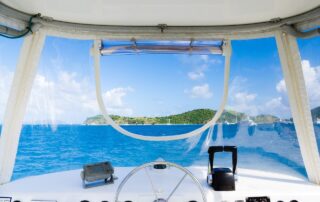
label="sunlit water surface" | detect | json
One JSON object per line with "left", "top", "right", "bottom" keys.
{"left": 0, "top": 123, "right": 319, "bottom": 180}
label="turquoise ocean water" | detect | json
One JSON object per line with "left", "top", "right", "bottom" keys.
{"left": 1, "top": 123, "right": 319, "bottom": 180}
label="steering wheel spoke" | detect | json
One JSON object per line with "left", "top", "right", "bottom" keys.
{"left": 144, "top": 167, "right": 159, "bottom": 200}
{"left": 166, "top": 173, "right": 187, "bottom": 201}
{"left": 114, "top": 161, "right": 207, "bottom": 202}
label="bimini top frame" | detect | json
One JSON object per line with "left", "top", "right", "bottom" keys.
{"left": 0, "top": 0, "right": 320, "bottom": 187}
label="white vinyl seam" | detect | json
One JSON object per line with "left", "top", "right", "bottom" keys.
{"left": 0, "top": 31, "right": 46, "bottom": 184}
{"left": 93, "top": 40, "right": 232, "bottom": 141}
{"left": 275, "top": 31, "right": 320, "bottom": 184}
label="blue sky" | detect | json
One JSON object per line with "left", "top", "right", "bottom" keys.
{"left": 0, "top": 36, "right": 320, "bottom": 123}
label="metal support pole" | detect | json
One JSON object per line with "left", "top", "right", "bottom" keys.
{"left": 275, "top": 31, "right": 320, "bottom": 184}
{"left": 0, "top": 31, "right": 45, "bottom": 184}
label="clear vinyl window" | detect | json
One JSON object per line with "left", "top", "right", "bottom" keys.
{"left": 298, "top": 36, "right": 320, "bottom": 159}
{"left": 0, "top": 38, "right": 23, "bottom": 132}
{"left": 5, "top": 36, "right": 315, "bottom": 180}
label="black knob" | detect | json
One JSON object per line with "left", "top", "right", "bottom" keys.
{"left": 290, "top": 200, "right": 298, "bottom": 202}
{"left": 80, "top": 201, "right": 89, "bottom": 202}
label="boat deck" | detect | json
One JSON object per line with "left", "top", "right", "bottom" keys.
{"left": 1, "top": 167, "right": 320, "bottom": 202}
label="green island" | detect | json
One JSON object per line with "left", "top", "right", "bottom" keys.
{"left": 84, "top": 109, "right": 281, "bottom": 125}
{"left": 84, "top": 106, "right": 320, "bottom": 125}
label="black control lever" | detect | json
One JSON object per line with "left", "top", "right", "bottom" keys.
{"left": 207, "top": 145, "right": 238, "bottom": 191}
{"left": 208, "top": 146, "right": 237, "bottom": 174}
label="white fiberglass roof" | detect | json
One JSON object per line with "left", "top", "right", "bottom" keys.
{"left": 1, "top": 0, "right": 319, "bottom": 26}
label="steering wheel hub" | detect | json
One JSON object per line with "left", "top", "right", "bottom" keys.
{"left": 154, "top": 199, "right": 167, "bottom": 202}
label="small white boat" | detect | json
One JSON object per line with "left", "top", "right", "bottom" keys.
{"left": 239, "top": 118, "right": 257, "bottom": 127}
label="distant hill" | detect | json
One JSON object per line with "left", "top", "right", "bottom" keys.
{"left": 311, "top": 106, "right": 320, "bottom": 122}
{"left": 84, "top": 109, "right": 278, "bottom": 125}
{"left": 251, "top": 114, "right": 279, "bottom": 123}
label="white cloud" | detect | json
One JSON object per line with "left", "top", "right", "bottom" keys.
{"left": 233, "top": 92, "right": 256, "bottom": 103}
{"left": 230, "top": 92, "right": 258, "bottom": 115}
{"left": 24, "top": 71, "right": 97, "bottom": 124}
{"left": 184, "top": 55, "right": 221, "bottom": 81}
{"left": 256, "top": 59, "right": 320, "bottom": 118}
{"left": 103, "top": 87, "right": 134, "bottom": 107}
{"left": 301, "top": 60, "right": 320, "bottom": 108}
{"left": 227, "top": 76, "right": 291, "bottom": 117}
{"left": 188, "top": 71, "right": 205, "bottom": 80}
{"left": 228, "top": 76, "right": 258, "bottom": 115}
{"left": 229, "top": 76, "right": 246, "bottom": 95}
{"left": 185, "top": 84, "right": 213, "bottom": 99}
{"left": 200, "top": 55, "right": 209, "bottom": 62}
{"left": 0, "top": 65, "right": 134, "bottom": 124}
{"left": 102, "top": 87, "right": 134, "bottom": 116}
{"left": 264, "top": 97, "right": 290, "bottom": 116}
{"left": 0, "top": 66, "right": 13, "bottom": 122}
{"left": 271, "top": 60, "right": 320, "bottom": 116}
{"left": 188, "top": 63, "right": 208, "bottom": 80}
{"left": 276, "top": 79, "right": 286, "bottom": 93}
{"left": 0, "top": 67, "right": 13, "bottom": 101}
{"left": 107, "top": 107, "right": 133, "bottom": 116}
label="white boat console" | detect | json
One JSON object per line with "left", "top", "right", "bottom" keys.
{"left": 1, "top": 166, "right": 319, "bottom": 202}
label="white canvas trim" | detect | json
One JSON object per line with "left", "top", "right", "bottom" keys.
{"left": 275, "top": 31, "right": 320, "bottom": 184}
{"left": 0, "top": 31, "right": 46, "bottom": 184}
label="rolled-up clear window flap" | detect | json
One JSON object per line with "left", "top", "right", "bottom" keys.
{"left": 100, "top": 40, "right": 223, "bottom": 55}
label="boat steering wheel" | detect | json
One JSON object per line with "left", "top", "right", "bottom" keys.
{"left": 114, "top": 161, "right": 207, "bottom": 202}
